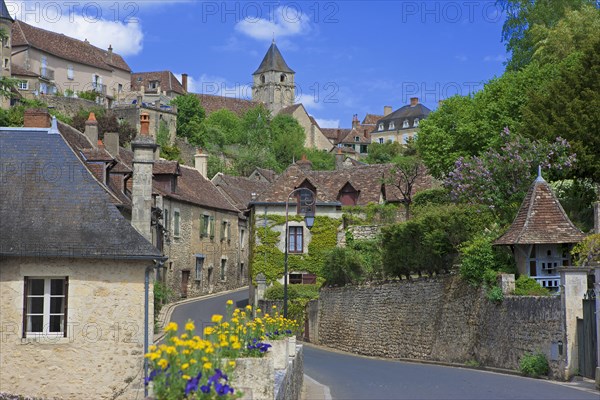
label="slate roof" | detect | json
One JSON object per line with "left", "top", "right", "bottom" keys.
{"left": 376, "top": 103, "right": 431, "bottom": 132}
{"left": 253, "top": 41, "right": 295, "bottom": 75}
{"left": 0, "top": 0, "right": 12, "bottom": 21}
{"left": 494, "top": 176, "right": 586, "bottom": 245}
{"left": 11, "top": 20, "right": 131, "bottom": 72}
{"left": 131, "top": 71, "right": 186, "bottom": 95}
{"left": 212, "top": 173, "right": 270, "bottom": 211}
{"left": 11, "top": 63, "right": 38, "bottom": 77}
{"left": 255, "top": 163, "right": 431, "bottom": 205}
{"left": 195, "top": 93, "right": 260, "bottom": 116}
{"left": 0, "top": 127, "right": 160, "bottom": 259}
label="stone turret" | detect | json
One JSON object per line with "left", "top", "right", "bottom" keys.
{"left": 251, "top": 39, "right": 296, "bottom": 114}
{"left": 131, "top": 112, "right": 157, "bottom": 242}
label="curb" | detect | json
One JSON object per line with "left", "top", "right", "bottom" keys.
{"left": 302, "top": 374, "right": 332, "bottom": 400}
{"left": 154, "top": 286, "right": 249, "bottom": 343}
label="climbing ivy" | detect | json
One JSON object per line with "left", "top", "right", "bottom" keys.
{"left": 251, "top": 215, "right": 341, "bottom": 284}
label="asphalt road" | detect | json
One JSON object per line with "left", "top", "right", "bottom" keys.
{"left": 304, "top": 344, "right": 598, "bottom": 400}
{"left": 169, "top": 287, "right": 249, "bottom": 334}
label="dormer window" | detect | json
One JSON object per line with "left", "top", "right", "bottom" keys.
{"left": 280, "top": 74, "right": 286, "bottom": 82}
{"left": 403, "top": 119, "right": 409, "bottom": 128}
{"left": 378, "top": 123, "right": 384, "bottom": 131}
{"left": 354, "top": 136, "right": 360, "bottom": 142}
{"left": 389, "top": 121, "right": 395, "bottom": 130}
{"left": 149, "top": 81, "right": 158, "bottom": 90}
{"left": 414, "top": 118, "right": 419, "bottom": 127}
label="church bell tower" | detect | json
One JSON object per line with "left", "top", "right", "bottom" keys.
{"left": 252, "top": 40, "right": 296, "bottom": 115}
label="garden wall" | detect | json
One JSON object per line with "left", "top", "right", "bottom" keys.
{"left": 314, "top": 274, "right": 564, "bottom": 378}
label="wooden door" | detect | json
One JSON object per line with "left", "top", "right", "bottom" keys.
{"left": 181, "top": 270, "right": 190, "bottom": 298}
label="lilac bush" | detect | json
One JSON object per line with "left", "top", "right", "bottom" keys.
{"left": 445, "top": 128, "right": 576, "bottom": 222}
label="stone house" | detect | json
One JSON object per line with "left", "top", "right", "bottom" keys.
{"left": 371, "top": 98, "right": 431, "bottom": 145}
{"left": 494, "top": 170, "right": 587, "bottom": 291}
{"left": 130, "top": 70, "right": 187, "bottom": 103}
{"left": 0, "top": 117, "right": 162, "bottom": 399}
{"left": 8, "top": 16, "right": 131, "bottom": 105}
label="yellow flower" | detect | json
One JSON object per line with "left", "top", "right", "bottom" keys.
{"left": 245, "top": 305, "right": 252, "bottom": 310}
{"left": 204, "top": 327, "right": 214, "bottom": 335}
{"left": 226, "top": 299, "right": 233, "bottom": 305}
{"left": 165, "top": 322, "right": 178, "bottom": 332}
{"left": 232, "top": 342, "right": 241, "bottom": 350}
{"left": 228, "top": 361, "right": 236, "bottom": 368}
{"left": 149, "top": 345, "right": 157, "bottom": 351}
{"left": 181, "top": 363, "right": 190, "bottom": 370}
{"left": 185, "top": 321, "right": 195, "bottom": 331}
{"left": 256, "top": 308, "right": 261, "bottom": 313}
{"left": 157, "top": 358, "right": 168, "bottom": 369}
{"left": 211, "top": 314, "right": 223, "bottom": 323}
{"left": 182, "top": 374, "right": 191, "bottom": 380}
{"left": 203, "top": 362, "right": 213, "bottom": 370}
{"left": 182, "top": 349, "right": 190, "bottom": 355}
{"left": 272, "top": 305, "right": 277, "bottom": 309}
{"left": 190, "top": 359, "right": 197, "bottom": 364}
{"left": 181, "top": 333, "right": 188, "bottom": 339}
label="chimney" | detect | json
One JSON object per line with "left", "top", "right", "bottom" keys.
{"left": 131, "top": 112, "right": 158, "bottom": 242}
{"left": 384, "top": 106, "right": 392, "bottom": 116}
{"left": 296, "top": 154, "right": 313, "bottom": 171}
{"left": 104, "top": 131, "right": 119, "bottom": 157}
{"left": 107, "top": 45, "right": 113, "bottom": 63}
{"left": 182, "top": 73, "right": 188, "bottom": 92}
{"left": 352, "top": 114, "right": 359, "bottom": 128}
{"left": 194, "top": 148, "right": 209, "bottom": 178}
{"left": 24, "top": 108, "right": 51, "bottom": 128}
{"left": 410, "top": 97, "right": 419, "bottom": 106}
{"left": 84, "top": 113, "right": 99, "bottom": 147}
{"left": 335, "top": 147, "right": 344, "bottom": 170}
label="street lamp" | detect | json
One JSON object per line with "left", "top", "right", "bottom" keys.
{"left": 283, "top": 187, "right": 316, "bottom": 318}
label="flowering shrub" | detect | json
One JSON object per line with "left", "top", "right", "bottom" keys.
{"left": 146, "top": 302, "right": 298, "bottom": 399}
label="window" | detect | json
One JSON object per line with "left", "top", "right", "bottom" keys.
{"left": 67, "top": 65, "right": 74, "bottom": 80}
{"left": 3, "top": 58, "right": 8, "bottom": 69}
{"left": 221, "top": 221, "right": 230, "bottom": 242}
{"left": 18, "top": 80, "right": 28, "bottom": 90}
{"left": 24, "top": 277, "right": 68, "bottom": 337}
{"left": 280, "top": 74, "right": 286, "bottom": 82}
{"left": 389, "top": 121, "right": 395, "bottom": 130}
{"left": 2, "top": 35, "right": 8, "bottom": 47}
{"left": 354, "top": 136, "right": 360, "bottom": 142}
{"left": 118, "top": 83, "right": 123, "bottom": 93}
{"left": 403, "top": 119, "right": 409, "bottom": 128}
{"left": 260, "top": 74, "right": 265, "bottom": 84}
{"left": 378, "top": 123, "right": 384, "bottom": 131}
{"left": 378, "top": 138, "right": 384, "bottom": 144}
{"left": 209, "top": 216, "right": 215, "bottom": 239}
{"left": 360, "top": 144, "right": 368, "bottom": 154}
{"left": 201, "top": 215, "right": 210, "bottom": 237}
{"left": 207, "top": 265, "right": 213, "bottom": 283}
{"left": 240, "top": 229, "right": 246, "bottom": 249}
{"left": 402, "top": 134, "right": 409, "bottom": 144}
{"left": 164, "top": 208, "right": 169, "bottom": 233}
{"left": 173, "top": 210, "right": 180, "bottom": 237}
{"left": 240, "top": 263, "right": 244, "bottom": 279}
{"left": 288, "top": 226, "right": 304, "bottom": 253}
{"left": 413, "top": 118, "right": 419, "bottom": 127}
{"left": 220, "top": 259, "right": 227, "bottom": 281}
{"left": 149, "top": 81, "right": 158, "bottom": 90}
{"left": 195, "top": 256, "right": 205, "bottom": 281}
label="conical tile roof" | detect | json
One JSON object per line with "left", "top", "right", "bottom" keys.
{"left": 494, "top": 174, "right": 586, "bottom": 245}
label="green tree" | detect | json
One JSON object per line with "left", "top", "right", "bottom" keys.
{"left": 172, "top": 94, "right": 205, "bottom": 144}
{"left": 202, "top": 109, "right": 242, "bottom": 145}
{"left": 304, "top": 148, "right": 336, "bottom": 171}
{"left": 390, "top": 156, "right": 427, "bottom": 220}
{"left": 365, "top": 141, "right": 403, "bottom": 164}
{"left": 240, "top": 104, "right": 271, "bottom": 146}
{"left": 270, "top": 114, "right": 305, "bottom": 167}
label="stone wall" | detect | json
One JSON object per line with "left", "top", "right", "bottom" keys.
{"left": 39, "top": 94, "right": 100, "bottom": 115}
{"left": 338, "top": 225, "right": 381, "bottom": 246}
{"left": 275, "top": 345, "right": 304, "bottom": 400}
{"left": 314, "top": 274, "right": 564, "bottom": 378}
{"left": 0, "top": 257, "right": 150, "bottom": 400}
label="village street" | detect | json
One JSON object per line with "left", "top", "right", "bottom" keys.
{"left": 164, "top": 289, "right": 598, "bottom": 400}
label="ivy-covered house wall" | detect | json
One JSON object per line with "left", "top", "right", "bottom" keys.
{"left": 250, "top": 210, "right": 342, "bottom": 284}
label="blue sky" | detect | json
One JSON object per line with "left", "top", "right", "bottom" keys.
{"left": 9, "top": 1, "right": 508, "bottom": 128}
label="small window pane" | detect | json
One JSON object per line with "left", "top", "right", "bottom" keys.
{"left": 28, "top": 315, "right": 43, "bottom": 332}
{"left": 29, "top": 279, "right": 44, "bottom": 295}
{"left": 51, "top": 279, "right": 64, "bottom": 295}
{"left": 28, "top": 297, "right": 44, "bottom": 314}
{"left": 50, "top": 297, "right": 64, "bottom": 313}
{"left": 49, "top": 315, "right": 64, "bottom": 333}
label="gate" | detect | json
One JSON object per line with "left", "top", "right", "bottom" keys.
{"left": 577, "top": 289, "right": 597, "bottom": 379}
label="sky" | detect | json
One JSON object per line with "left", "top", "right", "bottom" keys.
{"left": 7, "top": 0, "right": 509, "bottom": 128}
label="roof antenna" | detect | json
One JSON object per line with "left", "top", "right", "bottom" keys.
{"left": 272, "top": 32, "right": 275, "bottom": 44}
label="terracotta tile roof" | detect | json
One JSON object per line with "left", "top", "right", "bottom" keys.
{"left": 81, "top": 144, "right": 115, "bottom": 162}
{"left": 12, "top": 20, "right": 131, "bottom": 72}
{"left": 212, "top": 173, "right": 270, "bottom": 210}
{"left": 338, "top": 127, "right": 371, "bottom": 144}
{"left": 11, "top": 63, "right": 38, "bottom": 77}
{"left": 494, "top": 177, "right": 586, "bottom": 245}
{"left": 0, "top": 128, "right": 159, "bottom": 259}
{"left": 321, "top": 128, "right": 349, "bottom": 143}
{"left": 131, "top": 71, "right": 186, "bottom": 95}
{"left": 256, "top": 163, "right": 432, "bottom": 205}
{"left": 153, "top": 160, "right": 180, "bottom": 175}
{"left": 196, "top": 94, "right": 260, "bottom": 116}
{"left": 362, "top": 114, "right": 383, "bottom": 125}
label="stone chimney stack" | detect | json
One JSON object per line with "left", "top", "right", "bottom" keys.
{"left": 107, "top": 44, "right": 113, "bottom": 63}
{"left": 104, "top": 131, "right": 119, "bottom": 157}
{"left": 84, "top": 113, "right": 99, "bottom": 147}
{"left": 194, "top": 148, "right": 209, "bottom": 178}
{"left": 182, "top": 73, "right": 188, "bottom": 92}
{"left": 352, "top": 114, "right": 359, "bottom": 128}
{"left": 384, "top": 106, "right": 392, "bottom": 116}
{"left": 131, "top": 112, "right": 157, "bottom": 242}
{"left": 335, "top": 147, "right": 344, "bottom": 170}
{"left": 296, "top": 154, "right": 313, "bottom": 171}
{"left": 410, "top": 97, "right": 419, "bottom": 106}
{"left": 24, "top": 108, "right": 51, "bottom": 128}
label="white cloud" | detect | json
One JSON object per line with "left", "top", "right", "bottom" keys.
{"left": 483, "top": 55, "right": 506, "bottom": 63}
{"left": 7, "top": 1, "right": 144, "bottom": 56}
{"left": 296, "top": 93, "right": 324, "bottom": 111}
{"left": 315, "top": 118, "right": 340, "bottom": 129}
{"left": 235, "top": 5, "right": 312, "bottom": 41}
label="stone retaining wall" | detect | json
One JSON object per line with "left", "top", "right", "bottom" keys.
{"left": 314, "top": 274, "right": 564, "bottom": 378}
